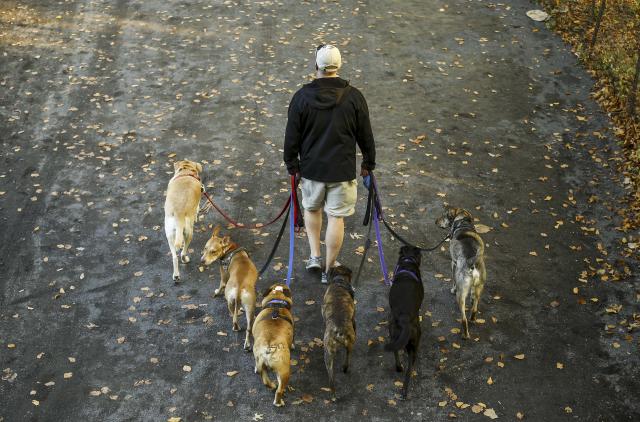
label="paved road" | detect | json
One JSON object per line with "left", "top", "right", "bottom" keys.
{"left": 1, "top": 0, "right": 638, "bottom": 421}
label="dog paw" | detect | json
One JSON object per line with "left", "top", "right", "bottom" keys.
{"left": 273, "top": 399, "right": 285, "bottom": 407}
{"left": 244, "top": 344, "right": 252, "bottom": 352}
{"left": 232, "top": 324, "right": 240, "bottom": 332}
{"left": 181, "top": 255, "right": 190, "bottom": 264}
{"left": 173, "top": 274, "right": 181, "bottom": 282}
{"left": 213, "top": 288, "right": 221, "bottom": 297}
{"left": 450, "top": 287, "right": 456, "bottom": 294}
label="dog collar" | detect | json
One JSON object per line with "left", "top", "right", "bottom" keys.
{"left": 264, "top": 299, "right": 293, "bottom": 325}
{"left": 220, "top": 246, "right": 247, "bottom": 269}
{"left": 393, "top": 266, "right": 422, "bottom": 284}
{"left": 451, "top": 218, "right": 475, "bottom": 238}
{"left": 330, "top": 278, "right": 355, "bottom": 299}
{"left": 172, "top": 172, "right": 201, "bottom": 182}
{"left": 265, "top": 298, "right": 291, "bottom": 310}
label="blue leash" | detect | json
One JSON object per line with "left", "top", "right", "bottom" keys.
{"left": 286, "top": 189, "right": 295, "bottom": 287}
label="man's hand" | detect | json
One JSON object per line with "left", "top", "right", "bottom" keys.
{"left": 361, "top": 168, "right": 371, "bottom": 189}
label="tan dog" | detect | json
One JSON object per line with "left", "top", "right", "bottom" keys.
{"left": 322, "top": 266, "right": 356, "bottom": 401}
{"left": 201, "top": 226, "right": 257, "bottom": 351}
{"left": 252, "top": 283, "right": 294, "bottom": 407}
{"left": 164, "top": 159, "right": 203, "bottom": 282}
{"left": 436, "top": 207, "right": 487, "bottom": 339}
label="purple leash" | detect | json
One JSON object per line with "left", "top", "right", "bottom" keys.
{"left": 371, "top": 173, "right": 391, "bottom": 286}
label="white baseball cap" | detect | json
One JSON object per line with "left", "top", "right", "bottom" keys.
{"left": 316, "top": 44, "right": 341, "bottom": 72}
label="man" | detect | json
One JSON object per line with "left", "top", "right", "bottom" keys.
{"left": 284, "top": 44, "right": 376, "bottom": 284}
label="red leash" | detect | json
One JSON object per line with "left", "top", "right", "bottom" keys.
{"left": 173, "top": 173, "right": 294, "bottom": 229}
{"left": 202, "top": 190, "right": 291, "bottom": 229}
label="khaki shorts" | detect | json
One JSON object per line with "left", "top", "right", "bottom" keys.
{"left": 301, "top": 178, "right": 358, "bottom": 217}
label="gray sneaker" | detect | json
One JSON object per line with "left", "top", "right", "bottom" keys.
{"left": 321, "top": 272, "right": 328, "bottom": 284}
{"left": 306, "top": 256, "right": 322, "bottom": 272}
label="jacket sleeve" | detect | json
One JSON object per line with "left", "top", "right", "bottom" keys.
{"left": 355, "top": 92, "right": 376, "bottom": 171}
{"left": 283, "top": 93, "right": 302, "bottom": 175}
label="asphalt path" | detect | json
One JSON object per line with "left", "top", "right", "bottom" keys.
{"left": 1, "top": 0, "right": 638, "bottom": 421}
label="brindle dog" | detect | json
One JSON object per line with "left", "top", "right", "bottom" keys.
{"left": 321, "top": 265, "right": 356, "bottom": 401}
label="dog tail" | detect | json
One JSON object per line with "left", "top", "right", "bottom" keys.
{"left": 232, "top": 296, "right": 239, "bottom": 328}
{"left": 384, "top": 314, "right": 411, "bottom": 351}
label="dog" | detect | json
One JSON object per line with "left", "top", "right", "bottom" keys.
{"left": 436, "top": 206, "right": 487, "bottom": 339}
{"left": 164, "top": 159, "right": 203, "bottom": 282}
{"left": 252, "top": 283, "right": 294, "bottom": 407}
{"left": 200, "top": 226, "right": 257, "bottom": 351}
{"left": 385, "top": 245, "right": 423, "bottom": 400}
{"left": 321, "top": 265, "right": 356, "bottom": 400}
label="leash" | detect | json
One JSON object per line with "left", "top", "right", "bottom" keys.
{"left": 370, "top": 173, "right": 391, "bottom": 286}
{"left": 174, "top": 173, "right": 290, "bottom": 230}
{"left": 202, "top": 190, "right": 291, "bottom": 229}
{"left": 369, "top": 172, "right": 451, "bottom": 252}
{"left": 285, "top": 174, "right": 304, "bottom": 287}
{"left": 257, "top": 175, "right": 303, "bottom": 284}
{"left": 354, "top": 171, "right": 452, "bottom": 287}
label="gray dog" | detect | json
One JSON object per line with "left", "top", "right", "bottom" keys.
{"left": 436, "top": 207, "right": 487, "bottom": 339}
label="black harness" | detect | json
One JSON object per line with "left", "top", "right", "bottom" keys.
{"left": 219, "top": 246, "right": 247, "bottom": 272}
{"left": 264, "top": 298, "right": 293, "bottom": 325}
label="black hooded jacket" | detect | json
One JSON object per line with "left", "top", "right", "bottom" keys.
{"left": 283, "top": 77, "right": 376, "bottom": 182}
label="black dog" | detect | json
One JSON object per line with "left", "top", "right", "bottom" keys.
{"left": 385, "top": 245, "right": 423, "bottom": 399}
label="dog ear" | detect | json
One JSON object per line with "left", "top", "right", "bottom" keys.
{"left": 196, "top": 162, "right": 203, "bottom": 173}
{"left": 212, "top": 225, "right": 221, "bottom": 237}
{"left": 222, "top": 235, "right": 230, "bottom": 246}
{"left": 261, "top": 285, "right": 274, "bottom": 299}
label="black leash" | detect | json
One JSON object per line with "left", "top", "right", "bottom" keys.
{"left": 353, "top": 188, "right": 375, "bottom": 288}
{"left": 257, "top": 177, "right": 304, "bottom": 277}
{"left": 352, "top": 171, "right": 451, "bottom": 288}
{"left": 381, "top": 217, "right": 450, "bottom": 252}
{"left": 258, "top": 203, "right": 290, "bottom": 277}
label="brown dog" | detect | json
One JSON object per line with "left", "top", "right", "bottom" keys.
{"left": 164, "top": 159, "right": 203, "bottom": 282}
{"left": 321, "top": 266, "right": 356, "bottom": 401}
{"left": 252, "top": 283, "right": 294, "bottom": 407}
{"left": 436, "top": 207, "right": 487, "bottom": 339}
{"left": 201, "top": 226, "right": 257, "bottom": 351}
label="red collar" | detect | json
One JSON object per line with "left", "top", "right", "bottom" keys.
{"left": 173, "top": 172, "right": 201, "bottom": 182}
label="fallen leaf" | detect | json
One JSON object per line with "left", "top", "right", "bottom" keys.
{"left": 474, "top": 224, "right": 492, "bottom": 233}
{"left": 484, "top": 408, "right": 498, "bottom": 419}
{"left": 226, "top": 371, "right": 239, "bottom": 377}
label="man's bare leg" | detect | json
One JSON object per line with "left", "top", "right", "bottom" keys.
{"left": 305, "top": 209, "right": 322, "bottom": 258}
{"left": 325, "top": 215, "right": 344, "bottom": 273}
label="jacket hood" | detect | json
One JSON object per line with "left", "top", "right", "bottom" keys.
{"left": 302, "top": 78, "right": 351, "bottom": 110}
